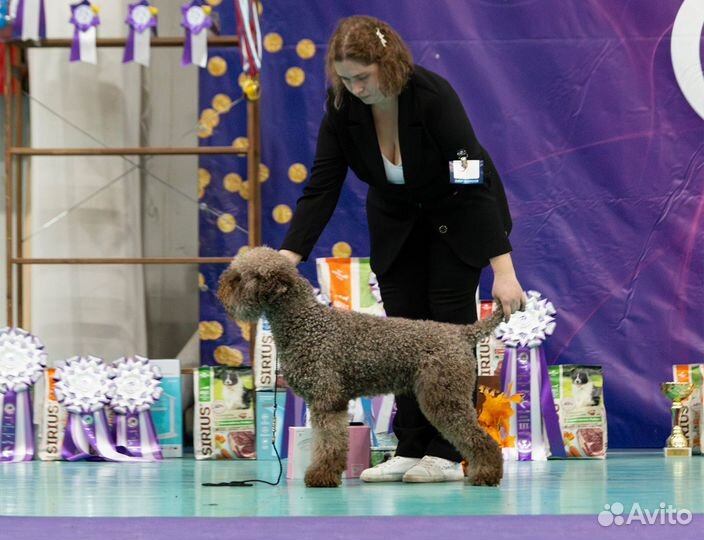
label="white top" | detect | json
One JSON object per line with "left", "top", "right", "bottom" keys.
{"left": 382, "top": 154, "right": 405, "bottom": 185}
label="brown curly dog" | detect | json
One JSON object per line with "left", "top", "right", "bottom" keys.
{"left": 218, "top": 246, "right": 505, "bottom": 487}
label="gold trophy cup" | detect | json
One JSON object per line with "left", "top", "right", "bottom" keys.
{"left": 660, "top": 382, "right": 695, "bottom": 457}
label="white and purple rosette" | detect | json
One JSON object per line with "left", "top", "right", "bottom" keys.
{"left": 0, "top": 327, "right": 47, "bottom": 463}
{"left": 54, "top": 356, "right": 144, "bottom": 462}
{"left": 123, "top": 1, "right": 158, "bottom": 66}
{"left": 11, "top": 0, "right": 47, "bottom": 41}
{"left": 110, "top": 356, "right": 163, "bottom": 461}
{"left": 180, "top": 1, "right": 212, "bottom": 68}
{"left": 69, "top": 1, "right": 100, "bottom": 64}
{"left": 495, "top": 291, "right": 565, "bottom": 460}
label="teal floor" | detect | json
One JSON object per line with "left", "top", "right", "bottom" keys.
{"left": 1, "top": 451, "right": 702, "bottom": 518}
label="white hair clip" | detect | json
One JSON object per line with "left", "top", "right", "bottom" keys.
{"left": 375, "top": 28, "right": 387, "bottom": 48}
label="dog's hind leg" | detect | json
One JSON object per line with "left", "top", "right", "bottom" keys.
{"left": 416, "top": 374, "right": 503, "bottom": 487}
{"left": 304, "top": 407, "right": 349, "bottom": 488}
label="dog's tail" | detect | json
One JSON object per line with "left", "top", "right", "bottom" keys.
{"left": 463, "top": 303, "right": 505, "bottom": 346}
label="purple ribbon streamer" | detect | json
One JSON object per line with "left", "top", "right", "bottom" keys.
{"left": 0, "top": 390, "right": 34, "bottom": 462}
{"left": 124, "top": 28, "right": 136, "bottom": 63}
{"left": 61, "top": 410, "right": 107, "bottom": 461}
{"left": 515, "top": 347, "right": 532, "bottom": 461}
{"left": 501, "top": 346, "right": 567, "bottom": 459}
{"left": 39, "top": 0, "right": 46, "bottom": 37}
{"left": 0, "top": 391, "right": 18, "bottom": 460}
{"left": 13, "top": 0, "right": 47, "bottom": 40}
{"left": 13, "top": 0, "right": 23, "bottom": 36}
{"left": 69, "top": 37, "right": 81, "bottom": 63}
{"left": 538, "top": 348, "right": 566, "bottom": 458}
{"left": 115, "top": 411, "right": 162, "bottom": 460}
{"left": 62, "top": 410, "right": 147, "bottom": 462}
{"left": 182, "top": 33, "right": 193, "bottom": 67}
{"left": 62, "top": 413, "right": 102, "bottom": 461}
{"left": 281, "top": 388, "right": 297, "bottom": 459}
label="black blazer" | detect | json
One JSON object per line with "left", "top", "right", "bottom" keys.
{"left": 281, "top": 65, "right": 512, "bottom": 277}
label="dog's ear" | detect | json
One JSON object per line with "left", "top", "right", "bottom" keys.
{"left": 256, "top": 265, "right": 293, "bottom": 303}
{"left": 217, "top": 265, "right": 240, "bottom": 307}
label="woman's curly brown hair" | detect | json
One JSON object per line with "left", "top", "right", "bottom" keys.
{"left": 326, "top": 16, "right": 414, "bottom": 109}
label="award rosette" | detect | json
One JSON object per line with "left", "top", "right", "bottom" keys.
{"left": 12, "top": 0, "right": 46, "bottom": 41}
{"left": 54, "top": 356, "right": 144, "bottom": 461}
{"left": 69, "top": 1, "right": 100, "bottom": 64}
{"left": 0, "top": 327, "right": 47, "bottom": 462}
{"left": 123, "top": 1, "right": 158, "bottom": 66}
{"left": 181, "top": 1, "right": 213, "bottom": 68}
{"left": 110, "top": 356, "right": 163, "bottom": 460}
{"left": 495, "top": 291, "right": 565, "bottom": 460}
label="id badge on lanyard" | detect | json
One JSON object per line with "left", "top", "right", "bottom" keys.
{"left": 449, "top": 149, "right": 484, "bottom": 185}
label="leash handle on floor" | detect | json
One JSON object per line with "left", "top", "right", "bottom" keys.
{"left": 202, "top": 481, "right": 253, "bottom": 487}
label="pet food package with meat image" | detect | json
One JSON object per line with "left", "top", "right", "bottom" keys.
{"left": 194, "top": 366, "right": 256, "bottom": 460}
{"left": 549, "top": 365, "right": 607, "bottom": 458}
{"left": 672, "top": 364, "right": 702, "bottom": 454}
{"left": 475, "top": 300, "right": 506, "bottom": 410}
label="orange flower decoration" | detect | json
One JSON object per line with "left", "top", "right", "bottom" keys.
{"left": 477, "top": 384, "right": 522, "bottom": 448}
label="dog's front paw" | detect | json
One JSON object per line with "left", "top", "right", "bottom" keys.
{"left": 467, "top": 463, "right": 503, "bottom": 487}
{"left": 466, "top": 438, "right": 504, "bottom": 486}
{"left": 304, "top": 467, "right": 342, "bottom": 488}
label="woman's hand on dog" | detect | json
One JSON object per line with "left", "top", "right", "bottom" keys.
{"left": 279, "top": 249, "right": 302, "bottom": 266}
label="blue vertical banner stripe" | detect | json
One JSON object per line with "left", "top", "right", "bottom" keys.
{"left": 198, "top": 1, "right": 251, "bottom": 367}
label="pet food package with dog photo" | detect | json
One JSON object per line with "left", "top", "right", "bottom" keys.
{"left": 672, "top": 364, "right": 702, "bottom": 454}
{"left": 194, "top": 366, "right": 256, "bottom": 460}
{"left": 549, "top": 365, "right": 607, "bottom": 458}
{"left": 316, "top": 257, "right": 385, "bottom": 316}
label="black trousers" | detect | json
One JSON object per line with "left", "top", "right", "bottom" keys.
{"left": 376, "top": 218, "right": 481, "bottom": 463}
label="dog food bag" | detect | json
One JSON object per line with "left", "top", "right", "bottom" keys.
{"left": 316, "top": 257, "right": 385, "bottom": 316}
{"left": 672, "top": 364, "right": 702, "bottom": 454}
{"left": 255, "top": 390, "right": 286, "bottom": 460}
{"left": 476, "top": 300, "right": 506, "bottom": 411}
{"left": 34, "top": 368, "right": 68, "bottom": 461}
{"left": 549, "top": 365, "right": 607, "bottom": 458}
{"left": 194, "top": 366, "right": 256, "bottom": 460}
{"left": 149, "top": 359, "right": 184, "bottom": 458}
{"left": 254, "top": 317, "right": 286, "bottom": 391}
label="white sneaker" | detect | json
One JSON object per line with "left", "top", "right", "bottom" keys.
{"left": 402, "top": 455, "right": 465, "bottom": 483}
{"left": 359, "top": 456, "right": 421, "bottom": 483}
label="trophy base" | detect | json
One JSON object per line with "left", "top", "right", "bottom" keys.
{"left": 664, "top": 447, "right": 692, "bottom": 458}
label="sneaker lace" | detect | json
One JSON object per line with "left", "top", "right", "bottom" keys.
{"left": 420, "top": 456, "right": 457, "bottom": 469}
{"left": 379, "top": 456, "right": 408, "bottom": 467}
